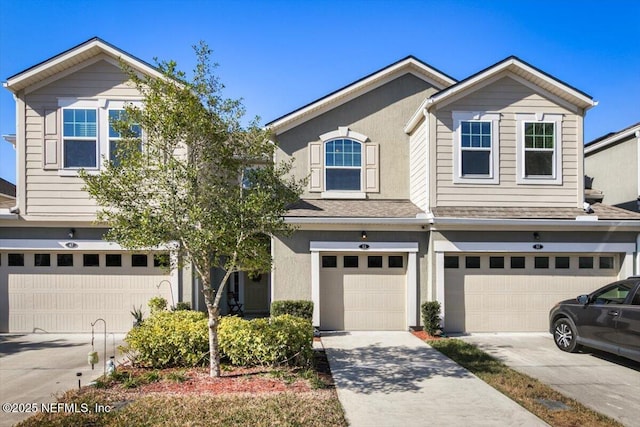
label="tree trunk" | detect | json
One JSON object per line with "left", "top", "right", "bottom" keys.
{"left": 207, "top": 305, "right": 221, "bottom": 377}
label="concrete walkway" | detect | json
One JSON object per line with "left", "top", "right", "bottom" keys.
{"left": 321, "top": 332, "right": 547, "bottom": 427}
{"left": 0, "top": 334, "right": 125, "bottom": 427}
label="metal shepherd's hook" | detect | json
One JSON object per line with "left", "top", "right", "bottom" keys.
{"left": 90, "top": 318, "right": 107, "bottom": 377}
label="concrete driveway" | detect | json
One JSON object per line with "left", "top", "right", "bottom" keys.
{"left": 0, "top": 333, "right": 125, "bottom": 427}
{"left": 459, "top": 333, "right": 640, "bottom": 427}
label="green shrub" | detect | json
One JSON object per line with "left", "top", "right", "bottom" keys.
{"left": 120, "top": 310, "right": 208, "bottom": 368}
{"left": 218, "top": 314, "right": 313, "bottom": 367}
{"left": 270, "top": 300, "right": 313, "bottom": 321}
{"left": 421, "top": 301, "right": 441, "bottom": 336}
{"left": 148, "top": 296, "right": 168, "bottom": 314}
{"left": 173, "top": 301, "right": 192, "bottom": 311}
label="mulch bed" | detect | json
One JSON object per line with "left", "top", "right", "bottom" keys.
{"left": 411, "top": 330, "right": 441, "bottom": 340}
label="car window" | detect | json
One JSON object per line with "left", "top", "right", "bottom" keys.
{"left": 632, "top": 290, "right": 640, "bottom": 306}
{"left": 593, "top": 282, "right": 633, "bottom": 305}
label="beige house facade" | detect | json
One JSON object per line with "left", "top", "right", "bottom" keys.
{"left": 269, "top": 56, "right": 640, "bottom": 333}
{"left": 2, "top": 38, "right": 640, "bottom": 333}
{"left": 585, "top": 122, "right": 640, "bottom": 212}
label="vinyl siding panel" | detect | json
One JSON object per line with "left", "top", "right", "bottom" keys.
{"left": 434, "top": 76, "right": 580, "bottom": 208}
{"left": 23, "top": 60, "right": 140, "bottom": 218}
{"left": 409, "top": 118, "right": 427, "bottom": 210}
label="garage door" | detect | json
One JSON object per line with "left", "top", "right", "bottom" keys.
{"left": 320, "top": 253, "right": 406, "bottom": 331}
{"left": 0, "top": 252, "right": 173, "bottom": 333}
{"left": 444, "top": 253, "right": 621, "bottom": 332}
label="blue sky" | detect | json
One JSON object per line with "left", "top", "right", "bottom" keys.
{"left": 1, "top": 0, "right": 639, "bottom": 185}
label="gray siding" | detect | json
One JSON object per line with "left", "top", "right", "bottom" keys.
{"left": 585, "top": 135, "right": 638, "bottom": 211}
{"left": 433, "top": 76, "right": 580, "bottom": 208}
{"left": 23, "top": 60, "right": 139, "bottom": 218}
{"left": 275, "top": 74, "right": 439, "bottom": 199}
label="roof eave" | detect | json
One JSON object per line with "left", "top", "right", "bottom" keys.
{"left": 432, "top": 217, "right": 640, "bottom": 229}
{"left": 267, "top": 56, "right": 457, "bottom": 134}
{"left": 428, "top": 57, "right": 595, "bottom": 112}
{"left": 284, "top": 217, "right": 430, "bottom": 225}
{"left": 585, "top": 124, "right": 640, "bottom": 155}
{"left": 4, "top": 37, "right": 164, "bottom": 93}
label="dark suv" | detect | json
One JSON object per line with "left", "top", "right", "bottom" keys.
{"left": 549, "top": 277, "right": 640, "bottom": 362}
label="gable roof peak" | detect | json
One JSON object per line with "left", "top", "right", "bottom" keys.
{"left": 267, "top": 55, "right": 457, "bottom": 133}
{"left": 4, "top": 37, "right": 162, "bottom": 94}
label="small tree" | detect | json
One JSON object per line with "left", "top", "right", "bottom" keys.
{"left": 82, "top": 42, "right": 303, "bottom": 377}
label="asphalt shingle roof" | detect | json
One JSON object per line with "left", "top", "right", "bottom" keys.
{"left": 0, "top": 178, "right": 16, "bottom": 197}
{"left": 432, "top": 204, "right": 640, "bottom": 220}
{"left": 286, "top": 199, "right": 423, "bottom": 218}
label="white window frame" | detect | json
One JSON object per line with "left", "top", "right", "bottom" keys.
{"left": 106, "top": 101, "right": 142, "bottom": 166}
{"left": 452, "top": 111, "right": 500, "bottom": 184}
{"left": 319, "top": 127, "right": 368, "bottom": 199}
{"left": 59, "top": 98, "right": 100, "bottom": 173}
{"left": 57, "top": 98, "right": 142, "bottom": 176}
{"left": 516, "top": 113, "right": 563, "bottom": 185}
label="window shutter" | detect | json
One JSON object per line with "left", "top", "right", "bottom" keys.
{"left": 364, "top": 143, "right": 379, "bottom": 192}
{"left": 43, "top": 109, "right": 59, "bottom": 169}
{"left": 308, "top": 141, "right": 323, "bottom": 192}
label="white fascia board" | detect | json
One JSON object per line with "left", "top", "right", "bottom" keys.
{"left": 0, "top": 239, "right": 172, "bottom": 251}
{"left": 285, "top": 217, "right": 430, "bottom": 225}
{"left": 5, "top": 39, "right": 164, "bottom": 93}
{"left": 0, "top": 239, "right": 124, "bottom": 251}
{"left": 585, "top": 124, "right": 640, "bottom": 155}
{"left": 434, "top": 240, "right": 635, "bottom": 254}
{"left": 269, "top": 58, "right": 455, "bottom": 133}
{"left": 310, "top": 241, "right": 419, "bottom": 252}
{"left": 429, "top": 58, "right": 595, "bottom": 111}
{"left": 432, "top": 217, "right": 640, "bottom": 229}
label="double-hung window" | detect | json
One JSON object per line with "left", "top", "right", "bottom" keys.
{"left": 516, "top": 113, "right": 562, "bottom": 184}
{"left": 325, "top": 138, "right": 361, "bottom": 191}
{"left": 108, "top": 109, "right": 142, "bottom": 167}
{"left": 452, "top": 112, "right": 500, "bottom": 184}
{"left": 63, "top": 108, "right": 98, "bottom": 169}
{"left": 58, "top": 99, "right": 142, "bottom": 174}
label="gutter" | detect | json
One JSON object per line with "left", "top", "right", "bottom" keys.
{"left": 431, "top": 217, "right": 640, "bottom": 229}
{"left": 285, "top": 217, "right": 430, "bottom": 225}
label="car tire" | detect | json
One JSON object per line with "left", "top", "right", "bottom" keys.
{"left": 553, "top": 318, "right": 581, "bottom": 353}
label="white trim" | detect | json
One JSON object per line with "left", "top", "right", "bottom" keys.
{"left": 452, "top": 112, "right": 500, "bottom": 184}
{"left": 407, "top": 252, "right": 417, "bottom": 327}
{"left": 427, "top": 57, "right": 595, "bottom": 111}
{"left": 5, "top": 39, "right": 165, "bottom": 93}
{"left": 424, "top": 110, "right": 430, "bottom": 211}
{"left": 311, "top": 251, "right": 320, "bottom": 326}
{"left": 320, "top": 127, "right": 369, "bottom": 143}
{"left": 623, "top": 252, "right": 634, "bottom": 278}
{"left": 431, "top": 217, "right": 640, "bottom": 229}
{"left": 515, "top": 113, "right": 563, "bottom": 185}
{"left": 320, "top": 191, "right": 366, "bottom": 199}
{"left": 584, "top": 124, "right": 640, "bottom": 155}
{"left": 435, "top": 251, "right": 445, "bottom": 328}
{"left": 285, "top": 217, "right": 429, "bottom": 225}
{"left": 310, "top": 240, "right": 419, "bottom": 329}
{"left": 0, "top": 239, "right": 125, "bottom": 251}
{"left": 310, "top": 241, "right": 419, "bottom": 252}
{"left": 433, "top": 240, "right": 635, "bottom": 254}
{"left": 637, "top": 130, "right": 640, "bottom": 202}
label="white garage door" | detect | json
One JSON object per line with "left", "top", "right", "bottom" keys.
{"left": 444, "top": 253, "right": 621, "bottom": 332}
{"left": 0, "top": 252, "right": 173, "bottom": 333}
{"left": 320, "top": 253, "right": 406, "bottom": 331}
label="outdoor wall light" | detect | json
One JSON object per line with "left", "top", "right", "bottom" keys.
{"left": 533, "top": 232, "right": 540, "bottom": 241}
{"left": 361, "top": 231, "right": 367, "bottom": 240}
{"left": 68, "top": 228, "right": 76, "bottom": 239}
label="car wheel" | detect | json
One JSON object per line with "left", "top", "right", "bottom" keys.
{"left": 553, "top": 318, "right": 581, "bottom": 353}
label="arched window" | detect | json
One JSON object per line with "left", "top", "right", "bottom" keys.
{"left": 325, "top": 138, "right": 361, "bottom": 191}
